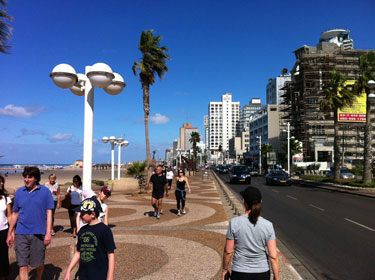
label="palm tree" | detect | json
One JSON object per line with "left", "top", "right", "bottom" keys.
{"left": 132, "top": 30, "right": 170, "bottom": 179}
{"left": 320, "top": 71, "right": 359, "bottom": 181}
{"left": 0, "top": 0, "right": 13, "bottom": 54}
{"left": 189, "top": 132, "right": 200, "bottom": 162}
{"left": 355, "top": 51, "right": 375, "bottom": 183}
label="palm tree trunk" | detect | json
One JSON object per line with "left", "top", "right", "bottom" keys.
{"left": 363, "top": 98, "right": 372, "bottom": 183}
{"left": 334, "top": 109, "right": 341, "bottom": 181}
{"left": 143, "top": 84, "right": 152, "bottom": 181}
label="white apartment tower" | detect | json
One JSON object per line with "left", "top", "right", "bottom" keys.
{"left": 204, "top": 115, "right": 209, "bottom": 148}
{"left": 208, "top": 93, "right": 240, "bottom": 152}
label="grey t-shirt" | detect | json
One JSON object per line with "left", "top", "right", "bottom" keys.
{"left": 226, "top": 215, "right": 275, "bottom": 273}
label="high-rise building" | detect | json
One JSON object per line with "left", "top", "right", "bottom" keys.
{"left": 266, "top": 75, "right": 291, "bottom": 105}
{"left": 282, "top": 29, "right": 374, "bottom": 163}
{"left": 204, "top": 115, "right": 209, "bottom": 148}
{"left": 240, "top": 98, "right": 265, "bottom": 132}
{"left": 208, "top": 93, "right": 240, "bottom": 152}
{"left": 179, "top": 123, "right": 198, "bottom": 151}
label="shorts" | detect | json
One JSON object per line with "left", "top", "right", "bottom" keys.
{"left": 231, "top": 270, "right": 270, "bottom": 280}
{"left": 152, "top": 192, "right": 164, "bottom": 200}
{"left": 15, "top": 234, "right": 46, "bottom": 267}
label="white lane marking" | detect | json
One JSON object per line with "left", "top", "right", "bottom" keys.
{"left": 344, "top": 218, "right": 375, "bottom": 232}
{"left": 286, "top": 195, "right": 297, "bottom": 200}
{"left": 309, "top": 204, "right": 325, "bottom": 211}
{"left": 272, "top": 189, "right": 279, "bottom": 193}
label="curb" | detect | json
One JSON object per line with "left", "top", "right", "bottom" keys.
{"left": 294, "top": 179, "right": 375, "bottom": 199}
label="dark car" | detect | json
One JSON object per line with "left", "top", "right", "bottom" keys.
{"left": 228, "top": 165, "right": 251, "bottom": 184}
{"left": 265, "top": 170, "right": 292, "bottom": 186}
{"left": 249, "top": 168, "right": 258, "bottom": 176}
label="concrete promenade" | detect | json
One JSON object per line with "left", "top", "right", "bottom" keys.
{"left": 8, "top": 172, "right": 303, "bottom": 279}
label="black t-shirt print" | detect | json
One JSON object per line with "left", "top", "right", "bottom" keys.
{"left": 77, "top": 222, "right": 116, "bottom": 280}
{"left": 150, "top": 174, "right": 167, "bottom": 194}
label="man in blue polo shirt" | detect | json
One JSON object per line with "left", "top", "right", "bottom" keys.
{"left": 6, "top": 166, "right": 54, "bottom": 280}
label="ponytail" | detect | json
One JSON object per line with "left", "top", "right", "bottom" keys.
{"left": 248, "top": 202, "right": 261, "bottom": 225}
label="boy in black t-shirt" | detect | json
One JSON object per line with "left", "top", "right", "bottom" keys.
{"left": 64, "top": 198, "right": 116, "bottom": 280}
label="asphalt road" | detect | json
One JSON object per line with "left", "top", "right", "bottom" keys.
{"left": 218, "top": 174, "right": 375, "bottom": 280}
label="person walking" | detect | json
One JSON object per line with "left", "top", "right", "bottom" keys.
{"left": 147, "top": 165, "right": 168, "bottom": 219}
{"left": 175, "top": 170, "right": 191, "bottom": 216}
{"left": 6, "top": 167, "right": 54, "bottom": 280}
{"left": 45, "top": 174, "right": 61, "bottom": 236}
{"left": 0, "top": 175, "right": 12, "bottom": 280}
{"left": 66, "top": 175, "right": 83, "bottom": 238}
{"left": 98, "top": 186, "right": 111, "bottom": 225}
{"left": 222, "top": 186, "right": 279, "bottom": 280}
{"left": 166, "top": 168, "right": 174, "bottom": 190}
{"left": 64, "top": 198, "right": 116, "bottom": 280}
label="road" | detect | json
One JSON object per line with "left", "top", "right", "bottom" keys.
{"left": 218, "top": 174, "right": 375, "bottom": 280}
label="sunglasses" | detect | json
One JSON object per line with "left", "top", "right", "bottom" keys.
{"left": 81, "top": 210, "right": 92, "bottom": 216}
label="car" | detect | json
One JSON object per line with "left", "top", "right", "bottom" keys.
{"left": 265, "top": 170, "right": 292, "bottom": 186}
{"left": 228, "top": 165, "right": 251, "bottom": 184}
{"left": 326, "top": 169, "right": 356, "bottom": 179}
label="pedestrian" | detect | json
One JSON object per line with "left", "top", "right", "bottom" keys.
{"left": 222, "top": 186, "right": 280, "bottom": 280}
{"left": 66, "top": 175, "right": 83, "bottom": 238}
{"left": 0, "top": 175, "right": 12, "bottom": 280}
{"left": 175, "top": 170, "right": 191, "bottom": 216}
{"left": 6, "top": 167, "right": 54, "bottom": 280}
{"left": 166, "top": 168, "right": 174, "bottom": 190}
{"left": 64, "top": 198, "right": 116, "bottom": 280}
{"left": 97, "top": 186, "right": 111, "bottom": 225}
{"left": 45, "top": 174, "right": 61, "bottom": 236}
{"left": 147, "top": 165, "right": 168, "bottom": 219}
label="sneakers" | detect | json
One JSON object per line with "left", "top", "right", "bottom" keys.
{"left": 177, "top": 210, "right": 181, "bottom": 216}
{"left": 156, "top": 213, "right": 160, "bottom": 219}
{"left": 182, "top": 209, "right": 186, "bottom": 214}
{"left": 154, "top": 211, "right": 158, "bottom": 217}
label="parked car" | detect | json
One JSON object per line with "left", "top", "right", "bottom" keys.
{"left": 215, "top": 165, "right": 223, "bottom": 173}
{"left": 326, "top": 169, "right": 356, "bottom": 179}
{"left": 265, "top": 170, "right": 292, "bottom": 186}
{"left": 228, "top": 165, "right": 251, "bottom": 184}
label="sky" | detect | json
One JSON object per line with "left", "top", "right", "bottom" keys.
{"left": 0, "top": 0, "right": 374, "bottom": 164}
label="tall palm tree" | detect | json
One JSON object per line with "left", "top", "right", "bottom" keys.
{"left": 189, "top": 132, "right": 200, "bottom": 162}
{"left": 320, "top": 71, "right": 359, "bottom": 181}
{"left": 0, "top": 0, "right": 13, "bottom": 54}
{"left": 132, "top": 30, "right": 170, "bottom": 179}
{"left": 355, "top": 51, "right": 375, "bottom": 183}
{"left": 261, "top": 144, "right": 273, "bottom": 173}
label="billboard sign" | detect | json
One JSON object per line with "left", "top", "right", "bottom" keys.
{"left": 338, "top": 80, "right": 366, "bottom": 122}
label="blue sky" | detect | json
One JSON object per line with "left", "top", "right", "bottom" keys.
{"left": 0, "top": 0, "right": 374, "bottom": 164}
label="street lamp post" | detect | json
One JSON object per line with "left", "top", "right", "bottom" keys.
{"left": 102, "top": 136, "right": 116, "bottom": 181}
{"left": 50, "top": 63, "right": 125, "bottom": 190}
{"left": 283, "top": 122, "right": 294, "bottom": 175}
{"left": 176, "top": 149, "right": 182, "bottom": 169}
{"left": 117, "top": 139, "right": 129, "bottom": 180}
{"left": 363, "top": 80, "right": 375, "bottom": 183}
{"left": 256, "top": 136, "right": 261, "bottom": 175}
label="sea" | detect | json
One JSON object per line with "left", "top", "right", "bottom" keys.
{"left": 0, "top": 164, "right": 71, "bottom": 174}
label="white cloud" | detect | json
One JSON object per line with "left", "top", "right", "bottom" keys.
{"left": 0, "top": 104, "right": 45, "bottom": 118}
{"left": 20, "top": 128, "right": 45, "bottom": 136}
{"left": 149, "top": 113, "right": 169, "bottom": 124}
{"left": 48, "top": 133, "right": 73, "bottom": 142}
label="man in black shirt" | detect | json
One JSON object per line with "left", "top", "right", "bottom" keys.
{"left": 147, "top": 165, "right": 168, "bottom": 219}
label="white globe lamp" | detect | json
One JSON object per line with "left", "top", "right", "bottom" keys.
{"left": 86, "top": 63, "right": 115, "bottom": 88}
{"left": 50, "top": 64, "right": 77, "bottom": 89}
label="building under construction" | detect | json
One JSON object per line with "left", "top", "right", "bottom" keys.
{"left": 281, "top": 29, "right": 375, "bottom": 166}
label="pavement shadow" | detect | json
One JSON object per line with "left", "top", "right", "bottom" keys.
{"left": 169, "top": 209, "right": 178, "bottom": 215}
{"left": 7, "top": 263, "right": 62, "bottom": 280}
{"left": 108, "top": 224, "right": 116, "bottom": 228}
{"left": 143, "top": 211, "right": 155, "bottom": 217}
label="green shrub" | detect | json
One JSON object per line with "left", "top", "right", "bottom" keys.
{"left": 92, "top": 180, "right": 105, "bottom": 186}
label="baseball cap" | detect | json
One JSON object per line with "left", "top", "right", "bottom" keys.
{"left": 240, "top": 186, "right": 262, "bottom": 206}
{"left": 79, "top": 198, "right": 103, "bottom": 213}
{"left": 101, "top": 186, "right": 112, "bottom": 197}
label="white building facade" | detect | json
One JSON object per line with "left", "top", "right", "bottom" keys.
{"left": 266, "top": 74, "right": 291, "bottom": 105}
{"left": 208, "top": 93, "right": 240, "bottom": 153}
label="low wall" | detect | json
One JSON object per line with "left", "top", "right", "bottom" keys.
{"left": 110, "top": 177, "right": 139, "bottom": 193}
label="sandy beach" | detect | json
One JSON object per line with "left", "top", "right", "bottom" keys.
{"left": 2, "top": 167, "right": 120, "bottom": 195}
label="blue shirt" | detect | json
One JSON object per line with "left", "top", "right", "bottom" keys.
{"left": 13, "top": 184, "right": 54, "bottom": 235}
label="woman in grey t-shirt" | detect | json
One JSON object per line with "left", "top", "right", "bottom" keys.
{"left": 222, "top": 186, "right": 280, "bottom": 280}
